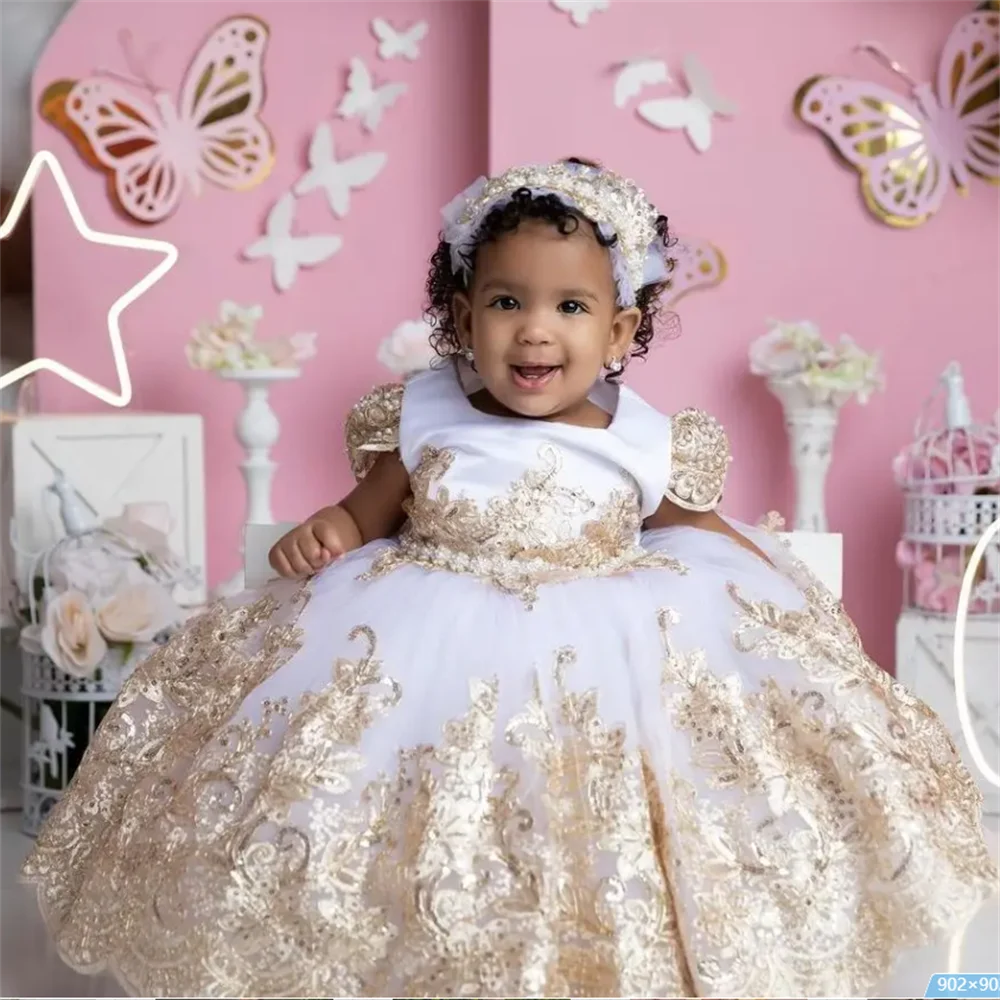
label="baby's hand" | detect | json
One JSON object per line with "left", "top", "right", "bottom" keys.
{"left": 269, "top": 513, "right": 345, "bottom": 579}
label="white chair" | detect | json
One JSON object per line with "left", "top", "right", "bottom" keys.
{"left": 244, "top": 522, "right": 843, "bottom": 598}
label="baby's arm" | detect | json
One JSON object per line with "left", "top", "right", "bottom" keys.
{"left": 269, "top": 451, "right": 409, "bottom": 578}
{"left": 271, "top": 382, "right": 409, "bottom": 579}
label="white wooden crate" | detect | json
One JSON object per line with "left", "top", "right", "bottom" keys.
{"left": 896, "top": 609, "right": 1000, "bottom": 815}
{"left": 11, "top": 413, "right": 207, "bottom": 606}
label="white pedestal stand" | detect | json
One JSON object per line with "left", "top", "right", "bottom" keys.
{"left": 213, "top": 368, "right": 300, "bottom": 599}
{"left": 767, "top": 378, "right": 849, "bottom": 534}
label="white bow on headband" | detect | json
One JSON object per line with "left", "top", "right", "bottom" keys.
{"left": 440, "top": 161, "right": 670, "bottom": 307}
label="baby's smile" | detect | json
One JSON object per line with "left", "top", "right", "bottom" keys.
{"left": 509, "top": 363, "right": 562, "bottom": 391}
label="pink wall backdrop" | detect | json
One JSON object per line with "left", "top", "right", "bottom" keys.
{"left": 29, "top": 0, "right": 487, "bottom": 586}
{"left": 28, "top": 0, "right": 999, "bottom": 671}
{"left": 490, "top": 0, "right": 1000, "bottom": 670}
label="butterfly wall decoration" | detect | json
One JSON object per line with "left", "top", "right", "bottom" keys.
{"left": 294, "top": 123, "right": 387, "bottom": 218}
{"left": 371, "top": 17, "right": 428, "bottom": 61}
{"left": 636, "top": 54, "right": 738, "bottom": 153}
{"left": 39, "top": 16, "right": 275, "bottom": 226}
{"left": 793, "top": 8, "right": 999, "bottom": 228}
{"left": 550, "top": 0, "right": 610, "bottom": 28}
{"left": 612, "top": 57, "right": 671, "bottom": 109}
{"left": 336, "top": 57, "right": 408, "bottom": 134}
{"left": 662, "top": 236, "right": 728, "bottom": 308}
{"left": 243, "top": 192, "right": 342, "bottom": 293}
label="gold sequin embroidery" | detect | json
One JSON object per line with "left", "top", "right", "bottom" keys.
{"left": 666, "top": 407, "right": 731, "bottom": 512}
{"left": 361, "top": 443, "right": 686, "bottom": 606}
{"left": 23, "top": 617, "right": 695, "bottom": 997}
{"left": 656, "top": 571, "right": 997, "bottom": 997}
{"left": 344, "top": 381, "right": 404, "bottom": 481}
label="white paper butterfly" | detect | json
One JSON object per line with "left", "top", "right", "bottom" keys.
{"left": 637, "top": 53, "right": 738, "bottom": 152}
{"left": 336, "top": 57, "right": 408, "bottom": 134}
{"left": 550, "top": 0, "right": 610, "bottom": 27}
{"left": 243, "top": 192, "right": 342, "bottom": 292}
{"left": 613, "top": 57, "right": 671, "bottom": 109}
{"left": 371, "top": 17, "right": 428, "bottom": 61}
{"left": 294, "top": 123, "right": 387, "bottom": 218}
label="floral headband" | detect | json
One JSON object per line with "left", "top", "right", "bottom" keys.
{"left": 439, "top": 161, "right": 669, "bottom": 307}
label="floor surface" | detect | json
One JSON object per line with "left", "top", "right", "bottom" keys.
{"left": 2, "top": 809, "right": 997, "bottom": 998}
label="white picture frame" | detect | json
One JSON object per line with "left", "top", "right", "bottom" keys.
{"left": 11, "top": 413, "right": 207, "bottom": 606}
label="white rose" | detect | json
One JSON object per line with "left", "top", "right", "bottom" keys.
{"left": 377, "top": 319, "right": 437, "bottom": 376}
{"left": 289, "top": 331, "right": 317, "bottom": 363}
{"left": 49, "top": 545, "right": 144, "bottom": 601}
{"left": 96, "top": 581, "right": 182, "bottom": 643}
{"left": 185, "top": 331, "right": 225, "bottom": 371}
{"left": 41, "top": 590, "right": 107, "bottom": 678}
{"left": 749, "top": 327, "right": 805, "bottom": 377}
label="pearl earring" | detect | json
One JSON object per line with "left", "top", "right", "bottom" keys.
{"left": 462, "top": 346, "right": 475, "bottom": 363}
{"left": 606, "top": 357, "right": 623, "bottom": 373}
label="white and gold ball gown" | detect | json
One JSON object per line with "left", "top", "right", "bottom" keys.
{"left": 21, "top": 361, "right": 997, "bottom": 998}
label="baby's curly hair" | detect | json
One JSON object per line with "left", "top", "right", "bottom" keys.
{"left": 425, "top": 157, "right": 679, "bottom": 380}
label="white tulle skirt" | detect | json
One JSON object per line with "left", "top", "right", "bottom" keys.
{"left": 21, "top": 520, "right": 997, "bottom": 998}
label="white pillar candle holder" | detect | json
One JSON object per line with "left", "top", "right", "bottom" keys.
{"left": 767, "top": 377, "right": 850, "bottom": 534}
{"left": 214, "top": 368, "right": 300, "bottom": 598}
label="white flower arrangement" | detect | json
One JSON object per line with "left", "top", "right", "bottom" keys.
{"left": 186, "top": 300, "right": 317, "bottom": 373}
{"left": 377, "top": 318, "right": 439, "bottom": 377}
{"left": 16, "top": 504, "right": 192, "bottom": 679}
{"left": 749, "top": 319, "right": 884, "bottom": 405}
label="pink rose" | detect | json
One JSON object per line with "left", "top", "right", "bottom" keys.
{"left": 910, "top": 553, "right": 988, "bottom": 614}
{"left": 96, "top": 581, "right": 181, "bottom": 643}
{"left": 896, "top": 540, "right": 918, "bottom": 569}
{"left": 260, "top": 332, "right": 317, "bottom": 369}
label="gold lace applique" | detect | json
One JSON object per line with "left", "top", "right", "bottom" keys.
{"left": 377, "top": 648, "right": 693, "bottom": 996}
{"left": 20, "top": 585, "right": 315, "bottom": 990}
{"left": 666, "top": 407, "right": 731, "bottom": 511}
{"left": 23, "top": 617, "right": 695, "bottom": 996}
{"left": 656, "top": 578, "right": 997, "bottom": 996}
{"left": 503, "top": 649, "right": 694, "bottom": 997}
{"left": 361, "top": 443, "right": 686, "bottom": 606}
{"left": 344, "top": 382, "right": 404, "bottom": 480}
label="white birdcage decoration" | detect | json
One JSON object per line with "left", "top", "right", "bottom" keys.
{"left": 894, "top": 362, "right": 1000, "bottom": 617}
{"left": 11, "top": 467, "right": 198, "bottom": 836}
{"left": 18, "top": 627, "right": 151, "bottom": 836}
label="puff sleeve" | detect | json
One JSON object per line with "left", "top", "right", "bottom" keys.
{"left": 665, "top": 407, "right": 732, "bottom": 512}
{"left": 344, "top": 382, "right": 404, "bottom": 481}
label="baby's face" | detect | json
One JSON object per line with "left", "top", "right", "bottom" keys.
{"left": 453, "top": 218, "right": 639, "bottom": 421}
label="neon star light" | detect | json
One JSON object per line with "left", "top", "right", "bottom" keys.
{"left": 941, "top": 518, "right": 999, "bottom": 977}
{"left": 953, "top": 515, "right": 1000, "bottom": 789}
{"left": 0, "top": 150, "right": 178, "bottom": 407}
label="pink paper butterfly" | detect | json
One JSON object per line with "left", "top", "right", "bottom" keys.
{"left": 794, "top": 9, "right": 999, "bottom": 227}
{"left": 663, "top": 235, "right": 727, "bottom": 308}
{"left": 39, "top": 16, "right": 275, "bottom": 225}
